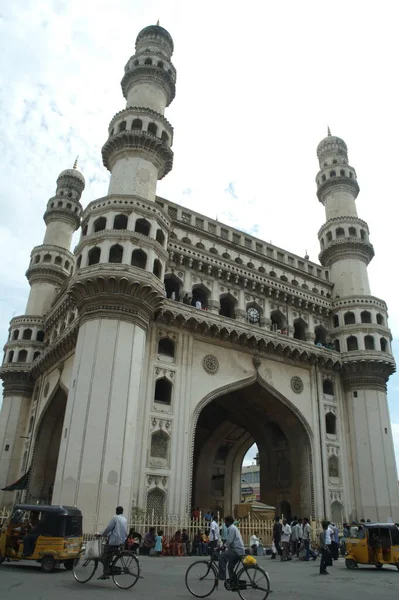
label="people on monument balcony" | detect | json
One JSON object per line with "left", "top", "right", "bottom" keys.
{"left": 281, "top": 519, "right": 292, "bottom": 561}
{"left": 271, "top": 516, "right": 283, "bottom": 559}
{"left": 195, "top": 299, "right": 202, "bottom": 309}
{"left": 319, "top": 520, "right": 332, "bottom": 575}
{"left": 22, "top": 512, "right": 43, "bottom": 557}
{"left": 171, "top": 291, "right": 176, "bottom": 300}
{"left": 192, "top": 506, "right": 200, "bottom": 520}
{"left": 143, "top": 527, "right": 156, "bottom": 554}
{"left": 183, "top": 293, "right": 190, "bottom": 305}
{"left": 303, "top": 517, "right": 317, "bottom": 561}
{"left": 97, "top": 505, "right": 128, "bottom": 579}
{"left": 218, "top": 515, "right": 245, "bottom": 583}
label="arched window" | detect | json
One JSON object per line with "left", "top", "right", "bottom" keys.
{"left": 109, "top": 244, "right": 123, "bottom": 263}
{"left": 270, "top": 310, "right": 286, "bottom": 332}
{"left": 164, "top": 275, "right": 181, "bottom": 300}
{"left": 131, "top": 249, "right": 147, "bottom": 269}
{"left": 340, "top": 169, "right": 345, "bottom": 176}
{"left": 154, "top": 378, "right": 172, "bottom": 405}
{"left": 8, "top": 350, "right": 14, "bottom": 363}
{"left": 65, "top": 260, "right": 70, "bottom": 270}
{"left": 348, "top": 226, "right": 357, "bottom": 237}
{"left": 323, "top": 379, "right": 334, "bottom": 395}
{"left": 361, "top": 310, "right": 371, "bottom": 323}
{"left": 157, "top": 60, "right": 164, "bottom": 68}
{"left": 325, "top": 412, "right": 337, "bottom": 435}
{"left": 328, "top": 456, "right": 339, "bottom": 479}
{"left": 17, "top": 350, "right": 28, "bottom": 363}
{"left": 12, "top": 330, "right": 19, "bottom": 341}
{"left": 347, "top": 336, "right": 358, "bottom": 351}
{"left": 113, "top": 214, "right": 128, "bottom": 229}
{"left": 364, "top": 335, "right": 375, "bottom": 350}
{"left": 43, "top": 254, "right": 52, "bottom": 263}
{"left": 82, "top": 224, "right": 88, "bottom": 236}
{"left": 192, "top": 286, "right": 209, "bottom": 309}
{"left": 147, "top": 122, "right": 158, "bottom": 136}
{"left": 132, "top": 118, "right": 143, "bottom": 129}
{"left": 33, "top": 351, "right": 40, "bottom": 360}
{"left": 35, "top": 255, "right": 40, "bottom": 264}
{"left": 153, "top": 259, "right": 162, "bottom": 278}
{"left": 158, "top": 338, "right": 175, "bottom": 357}
{"left": 118, "top": 121, "right": 127, "bottom": 132}
{"left": 150, "top": 430, "right": 169, "bottom": 459}
{"left": 321, "top": 238, "right": 325, "bottom": 248}
{"left": 293, "top": 318, "right": 307, "bottom": 341}
{"left": 326, "top": 231, "right": 332, "bottom": 243}
{"left": 344, "top": 312, "right": 355, "bottom": 325}
{"left": 219, "top": 295, "right": 236, "bottom": 319}
{"left": 144, "top": 57, "right": 152, "bottom": 65}
{"left": 334, "top": 339, "right": 340, "bottom": 352}
{"left": 135, "top": 218, "right": 151, "bottom": 236}
{"left": 376, "top": 313, "right": 384, "bottom": 326}
{"left": 36, "top": 330, "right": 45, "bottom": 342}
{"left": 146, "top": 488, "right": 165, "bottom": 517}
{"left": 380, "top": 338, "right": 387, "bottom": 352}
{"left": 330, "top": 170, "right": 336, "bottom": 177}
{"left": 88, "top": 247, "right": 101, "bottom": 265}
{"left": 360, "top": 229, "right": 366, "bottom": 240}
{"left": 76, "top": 255, "right": 82, "bottom": 269}
{"left": 94, "top": 216, "right": 106, "bottom": 232}
{"left": 335, "top": 227, "right": 345, "bottom": 239}
{"left": 55, "top": 256, "right": 62, "bottom": 265}
{"left": 333, "top": 314, "right": 339, "bottom": 328}
{"left": 156, "top": 229, "right": 165, "bottom": 246}
{"left": 23, "top": 329, "right": 32, "bottom": 340}
{"left": 322, "top": 174, "right": 326, "bottom": 182}
{"left": 161, "top": 131, "right": 169, "bottom": 144}
{"left": 314, "top": 325, "right": 327, "bottom": 345}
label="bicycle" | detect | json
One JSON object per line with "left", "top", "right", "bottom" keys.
{"left": 185, "top": 547, "right": 270, "bottom": 599}
{"left": 73, "top": 538, "right": 140, "bottom": 590}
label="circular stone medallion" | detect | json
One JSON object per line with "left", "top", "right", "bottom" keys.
{"left": 291, "top": 376, "right": 303, "bottom": 394}
{"left": 203, "top": 355, "right": 219, "bottom": 375}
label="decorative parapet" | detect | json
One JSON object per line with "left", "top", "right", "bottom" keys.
{"left": 318, "top": 238, "right": 374, "bottom": 267}
{"left": 342, "top": 351, "right": 396, "bottom": 391}
{"left": 0, "top": 365, "right": 33, "bottom": 397}
{"left": 317, "top": 176, "right": 360, "bottom": 202}
{"left": 121, "top": 64, "right": 176, "bottom": 106}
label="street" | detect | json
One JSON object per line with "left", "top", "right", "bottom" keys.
{"left": 0, "top": 555, "right": 398, "bottom": 599}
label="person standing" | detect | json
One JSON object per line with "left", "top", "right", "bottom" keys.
{"left": 281, "top": 519, "right": 292, "bottom": 561}
{"left": 98, "top": 506, "right": 128, "bottom": 579}
{"left": 303, "top": 518, "right": 317, "bottom": 561}
{"left": 271, "top": 516, "right": 282, "bottom": 559}
{"left": 250, "top": 531, "right": 261, "bottom": 555}
{"left": 296, "top": 518, "right": 303, "bottom": 557}
{"left": 319, "top": 521, "right": 332, "bottom": 575}
{"left": 155, "top": 530, "right": 163, "bottom": 556}
{"left": 209, "top": 514, "right": 220, "bottom": 553}
{"left": 330, "top": 522, "right": 339, "bottom": 560}
{"left": 291, "top": 520, "right": 298, "bottom": 557}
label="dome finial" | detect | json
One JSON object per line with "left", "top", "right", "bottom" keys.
{"left": 327, "top": 126, "right": 331, "bottom": 137}
{"left": 73, "top": 156, "right": 79, "bottom": 169}
{"left": 157, "top": 18, "right": 160, "bottom": 26}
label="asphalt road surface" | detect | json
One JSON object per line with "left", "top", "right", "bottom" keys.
{"left": 1, "top": 555, "right": 398, "bottom": 600}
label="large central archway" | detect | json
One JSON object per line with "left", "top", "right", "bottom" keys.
{"left": 28, "top": 385, "right": 67, "bottom": 504}
{"left": 192, "top": 378, "right": 313, "bottom": 519}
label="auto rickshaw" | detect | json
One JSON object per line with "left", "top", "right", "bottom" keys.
{"left": 345, "top": 522, "right": 399, "bottom": 570}
{"left": 0, "top": 504, "right": 83, "bottom": 572}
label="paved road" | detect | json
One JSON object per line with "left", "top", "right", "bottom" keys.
{"left": 1, "top": 555, "right": 398, "bottom": 599}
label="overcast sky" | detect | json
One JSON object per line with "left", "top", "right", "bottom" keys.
{"left": 0, "top": 0, "right": 398, "bottom": 468}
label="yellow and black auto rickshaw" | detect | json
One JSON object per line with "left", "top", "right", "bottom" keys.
{"left": 345, "top": 522, "right": 399, "bottom": 570}
{"left": 0, "top": 504, "right": 83, "bottom": 572}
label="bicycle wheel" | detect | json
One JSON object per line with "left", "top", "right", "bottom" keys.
{"left": 111, "top": 551, "right": 140, "bottom": 590}
{"left": 73, "top": 551, "right": 98, "bottom": 583}
{"left": 236, "top": 565, "right": 270, "bottom": 600}
{"left": 185, "top": 560, "right": 218, "bottom": 598}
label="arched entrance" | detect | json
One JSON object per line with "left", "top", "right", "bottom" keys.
{"left": 192, "top": 379, "right": 313, "bottom": 518}
{"left": 28, "top": 386, "right": 67, "bottom": 504}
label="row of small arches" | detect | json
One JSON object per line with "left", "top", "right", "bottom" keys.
{"left": 317, "top": 169, "right": 354, "bottom": 185}
{"left": 6, "top": 349, "right": 41, "bottom": 363}
{"left": 334, "top": 311, "right": 384, "bottom": 327}
{"left": 133, "top": 57, "right": 173, "bottom": 76}
{"left": 320, "top": 227, "right": 367, "bottom": 247}
{"left": 83, "top": 215, "right": 166, "bottom": 246}
{"left": 49, "top": 199, "right": 79, "bottom": 211}
{"left": 334, "top": 335, "right": 388, "bottom": 352}
{"left": 78, "top": 246, "right": 162, "bottom": 278}
{"left": 110, "top": 119, "right": 169, "bottom": 144}
{"left": 32, "top": 254, "right": 72, "bottom": 271}
{"left": 9, "top": 329, "right": 44, "bottom": 342}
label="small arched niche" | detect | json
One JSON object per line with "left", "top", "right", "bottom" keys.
{"left": 293, "top": 318, "right": 307, "bottom": 341}
{"left": 131, "top": 249, "right": 147, "bottom": 269}
{"left": 328, "top": 455, "right": 339, "bottom": 480}
{"left": 23, "top": 329, "right": 32, "bottom": 340}
{"left": 314, "top": 325, "right": 327, "bottom": 345}
{"left": 361, "top": 310, "right": 371, "bottom": 324}
{"left": 154, "top": 377, "right": 172, "bottom": 405}
{"left": 164, "top": 274, "right": 182, "bottom": 301}
{"left": 270, "top": 309, "right": 286, "bottom": 332}
{"left": 364, "top": 335, "right": 375, "bottom": 350}
{"left": 192, "top": 285, "right": 209, "bottom": 309}
{"left": 109, "top": 244, "right": 124, "bottom": 264}
{"left": 380, "top": 337, "right": 388, "bottom": 352}
{"left": 153, "top": 259, "right": 162, "bottom": 279}
{"left": 158, "top": 337, "right": 175, "bottom": 358}
{"left": 325, "top": 412, "right": 337, "bottom": 435}
{"left": 146, "top": 487, "right": 165, "bottom": 517}
{"left": 93, "top": 216, "right": 106, "bottom": 232}
{"left": 346, "top": 335, "right": 358, "bottom": 351}
{"left": 344, "top": 311, "right": 355, "bottom": 325}
{"left": 150, "top": 430, "right": 169, "bottom": 461}
{"left": 219, "top": 294, "right": 236, "bottom": 319}
{"left": 323, "top": 379, "right": 334, "bottom": 395}
{"left": 156, "top": 229, "right": 165, "bottom": 246}
{"left": 113, "top": 214, "right": 128, "bottom": 230}
{"left": 88, "top": 246, "right": 101, "bottom": 265}
{"left": 135, "top": 218, "right": 151, "bottom": 237}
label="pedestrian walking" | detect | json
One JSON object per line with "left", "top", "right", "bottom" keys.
{"left": 319, "top": 521, "right": 332, "bottom": 575}
{"left": 330, "top": 522, "right": 339, "bottom": 560}
{"left": 281, "top": 519, "right": 292, "bottom": 561}
{"left": 271, "top": 516, "right": 282, "bottom": 559}
{"left": 303, "top": 517, "right": 317, "bottom": 561}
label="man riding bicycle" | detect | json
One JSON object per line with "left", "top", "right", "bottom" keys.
{"left": 97, "top": 506, "right": 128, "bottom": 579}
{"left": 218, "top": 515, "right": 245, "bottom": 584}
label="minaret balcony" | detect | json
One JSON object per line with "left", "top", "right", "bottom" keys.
{"left": 121, "top": 63, "right": 176, "bottom": 106}
{"left": 318, "top": 237, "right": 374, "bottom": 267}
{"left": 101, "top": 130, "right": 173, "bottom": 179}
{"left": 44, "top": 196, "right": 82, "bottom": 230}
{"left": 316, "top": 175, "right": 359, "bottom": 202}
{"left": 27, "top": 245, "right": 75, "bottom": 285}
{"left": 108, "top": 107, "right": 173, "bottom": 147}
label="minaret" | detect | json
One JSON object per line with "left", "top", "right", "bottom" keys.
{"left": 315, "top": 131, "right": 399, "bottom": 521}
{"left": 51, "top": 24, "right": 175, "bottom": 528}
{"left": 0, "top": 163, "right": 84, "bottom": 501}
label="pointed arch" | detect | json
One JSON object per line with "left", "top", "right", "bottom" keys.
{"left": 293, "top": 317, "right": 307, "bottom": 341}
{"left": 109, "top": 243, "right": 124, "bottom": 264}
{"left": 131, "top": 249, "right": 147, "bottom": 269}
{"left": 219, "top": 292, "right": 237, "bottom": 319}
{"left": 270, "top": 309, "right": 286, "bottom": 332}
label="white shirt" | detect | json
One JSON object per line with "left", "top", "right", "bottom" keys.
{"left": 250, "top": 535, "right": 260, "bottom": 546}
{"left": 210, "top": 520, "right": 219, "bottom": 541}
{"left": 281, "top": 524, "right": 291, "bottom": 543}
{"left": 303, "top": 523, "right": 311, "bottom": 540}
{"left": 297, "top": 523, "right": 303, "bottom": 538}
{"left": 325, "top": 526, "right": 333, "bottom": 545}
{"left": 195, "top": 300, "right": 202, "bottom": 309}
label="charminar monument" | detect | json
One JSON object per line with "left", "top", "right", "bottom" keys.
{"left": 0, "top": 24, "right": 398, "bottom": 529}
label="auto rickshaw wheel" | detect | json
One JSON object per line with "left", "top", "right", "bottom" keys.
{"left": 41, "top": 555, "right": 56, "bottom": 573}
{"left": 64, "top": 559, "right": 74, "bottom": 570}
{"left": 375, "top": 563, "right": 383, "bottom": 569}
{"left": 345, "top": 558, "right": 357, "bottom": 570}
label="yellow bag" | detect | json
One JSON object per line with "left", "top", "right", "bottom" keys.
{"left": 243, "top": 555, "right": 257, "bottom": 565}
